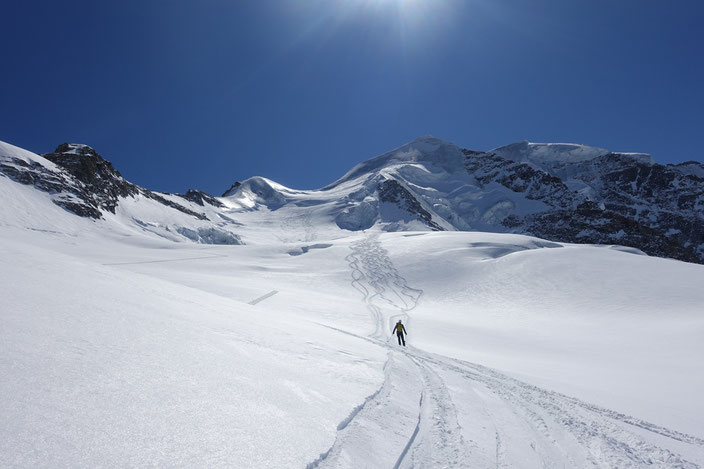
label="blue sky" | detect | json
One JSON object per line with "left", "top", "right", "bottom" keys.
{"left": 2, "top": 0, "right": 703, "bottom": 194}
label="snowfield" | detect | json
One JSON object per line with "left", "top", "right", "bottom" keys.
{"left": 1, "top": 140, "right": 704, "bottom": 468}
{"left": 2, "top": 226, "right": 703, "bottom": 467}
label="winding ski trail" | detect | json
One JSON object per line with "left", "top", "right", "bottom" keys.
{"left": 311, "top": 234, "right": 704, "bottom": 469}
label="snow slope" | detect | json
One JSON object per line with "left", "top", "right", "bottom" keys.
{"left": 2, "top": 210, "right": 704, "bottom": 467}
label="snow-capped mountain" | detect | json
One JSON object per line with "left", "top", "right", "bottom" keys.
{"left": 0, "top": 141, "right": 242, "bottom": 244}
{"left": 225, "top": 136, "right": 703, "bottom": 263}
{"left": 1, "top": 136, "right": 702, "bottom": 263}
{"left": 2, "top": 136, "right": 704, "bottom": 467}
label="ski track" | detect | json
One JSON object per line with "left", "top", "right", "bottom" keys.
{"left": 101, "top": 254, "right": 227, "bottom": 266}
{"left": 247, "top": 290, "right": 279, "bottom": 305}
{"left": 312, "top": 234, "right": 704, "bottom": 469}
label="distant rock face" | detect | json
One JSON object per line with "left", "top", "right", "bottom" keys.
{"left": 40, "top": 143, "right": 211, "bottom": 220}
{"left": 221, "top": 181, "right": 241, "bottom": 197}
{"left": 465, "top": 150, "right": 577, "bottom": 209}
{"left": 43, "top": 143, "right": 140, "bottom": 215}
{"left": 1, "top": 142, "right": 214, "bottom": 222}
{"left": 177, "top": 189, "right": 225, "bottom": 208}
{"left": 377, "top": 179, "right": 444, "bottom": 231}
{"left": 463, "top": 149, "right": 704, "bottom": 264}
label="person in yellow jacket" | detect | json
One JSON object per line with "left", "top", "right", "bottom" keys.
{"left": 393, "top": 320, "right": 407, "bottom": 346}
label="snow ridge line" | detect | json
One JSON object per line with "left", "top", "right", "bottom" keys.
{"left": 392, "top": 391, "right": 425, "bottom": 469}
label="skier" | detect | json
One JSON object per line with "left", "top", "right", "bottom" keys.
{"left": 393, "top": 320, "right": 407, "bottom": 346}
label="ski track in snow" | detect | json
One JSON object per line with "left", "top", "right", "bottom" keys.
{"left": 248, "top": 290, "right": 279, "bottom": 305}
{"left": 101, "top": 254, "right": 228, "bottom": 266}
{"left": 311, "top": 234, "right": 704, "bottom": 469}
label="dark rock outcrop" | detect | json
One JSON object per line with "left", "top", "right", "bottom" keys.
{"left": 378, "top": 179, "right": 444, "bottom": 231}
{"left": 464, "top": 149, "right": 578, "bottom": 209}
{"left": 462, "top": 148, "right": 704, "bottom": 264}
{"left": 177, "top": 189, "right": 225, "bottom": 208}
{"left": 43, "top": 143, "right": 139, "bottom": 215}
{"left": 222, "top": 181, "right": 241, "bottom": 197}
{"left": 41, "top": 143, "right": 208, "bottom": 220}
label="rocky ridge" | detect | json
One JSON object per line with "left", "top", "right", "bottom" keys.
{"left": 0, "top": 142, "right": 242, "bottom": 245}
{"left": 41, "top": 143, "right": 211, "bottom": 220}
{"left": 462, "top": 147, "right": 703, "bottom": 263}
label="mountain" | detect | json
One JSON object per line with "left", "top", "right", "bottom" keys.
{"left": 0, "top": 141, "right": 242, "bottom": 244}
{"left": 2, "top": 137, "right": 704, "bottom": 467}
{"left": 1, "top": 136, "right": 702, "bottom": 263}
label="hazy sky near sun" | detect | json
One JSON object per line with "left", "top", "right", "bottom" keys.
{"left": 2, "top": 0, "right": 703, "bottom": 194}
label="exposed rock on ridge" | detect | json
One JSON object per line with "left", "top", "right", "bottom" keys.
{"left": 463, "top": 147, "right": 704, "bottom": 264}
{"left": 40, "top": 143, "right": 209, "bottom": 220}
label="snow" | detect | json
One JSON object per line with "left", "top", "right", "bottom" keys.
{"left": 330, "top": 136, "right": 467, "bottom": 187}
{"left": 213, "top": 136, "right": 553, "bottom": 236}
{"left": 2, "top": 138, "right": 704, "bottom": 467}
{"left": 615, "top": 151, "right": 656, "bottom": 165}
{"left": 2, "top": 221, "right": 704, "bottom": 467}
{"left": 492, "top": 140, "right": 612, "bottom": 165}
{"left": 0, "top": 232, "right": 387, "bottom": 468}
{"left": 492, "top": 140, "right": 655, "bottom": 169}
{"left": 673, "top": 162, "right": 704, "bottom": 179}
{"left": 59, "top": 143, "right": 92, "bottom": 155}
{"left": 0, "top": 140, "right": 61, "bottom": 171}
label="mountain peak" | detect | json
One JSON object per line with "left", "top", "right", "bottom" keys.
{"left": 44, "top": 143, "right": 122, "bottom": 184}
{"left": 329, "top": 136, "right": 465, "bottom": 187}
{"left": 221, "top": 176, "right": 294, "bottom": 210}
{"left": 54, "top": 143, "right": 97, "bottom": 156}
